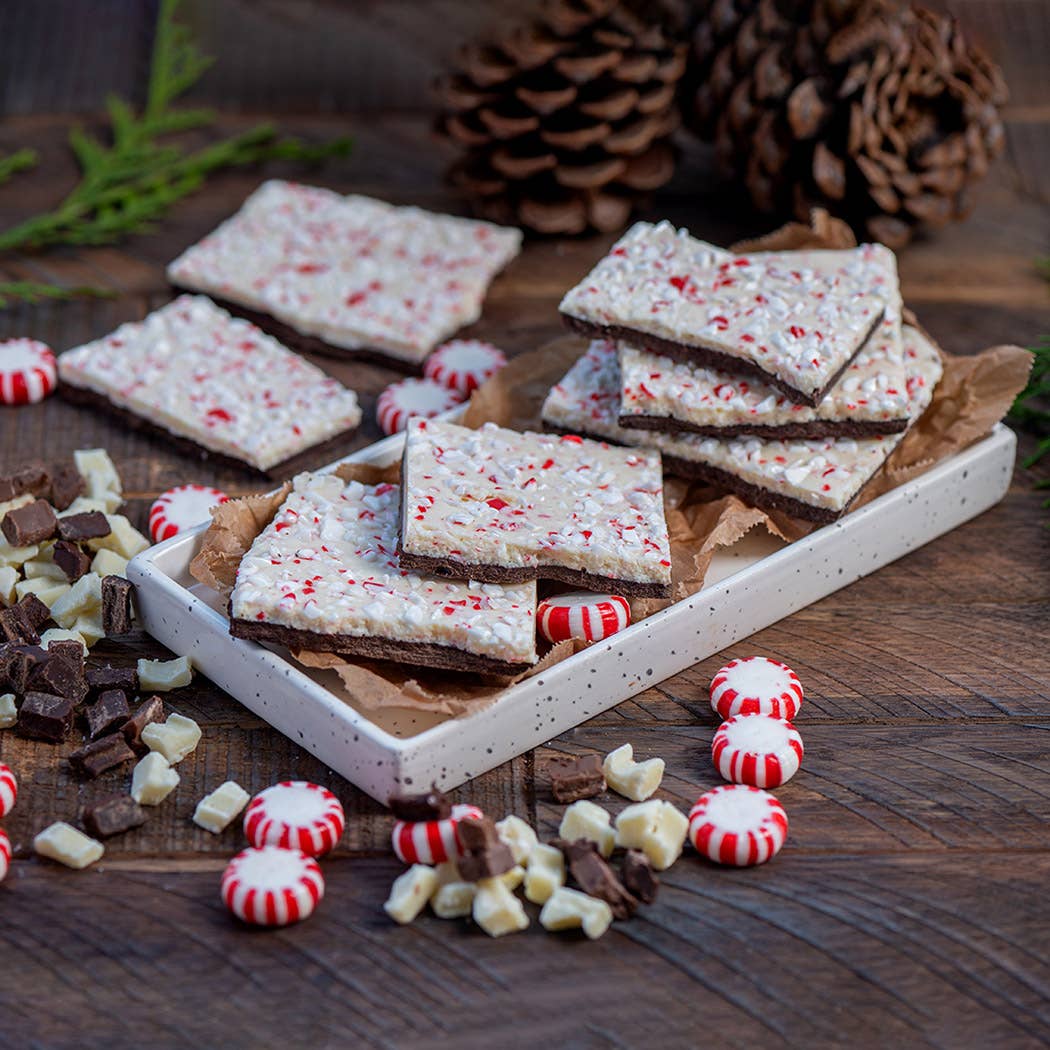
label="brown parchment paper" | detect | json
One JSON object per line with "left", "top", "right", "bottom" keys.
{"left": 189, "top": 209, "right": 1033, "bottom": 717}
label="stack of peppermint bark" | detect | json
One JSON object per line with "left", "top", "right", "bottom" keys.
{"left": 543, "top": 221, "right": 944, "bottom": 523}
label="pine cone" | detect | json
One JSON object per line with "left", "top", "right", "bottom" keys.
{"left": 437, "top": 0, "right": 687, "bottom": 235}
{"left": 688, "top": 0, "right": 1008, "bottom": 247}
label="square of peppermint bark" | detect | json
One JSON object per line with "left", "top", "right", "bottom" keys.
{"left": 229, "top": 473, "right": 537, "bottom": 675}
{"left": 57, "top": 296, "right": 362, "bottom": 475}
{"left": 397, "top": 418, "right": 673, "bottom": 597}
{"left": 541, "top": 332, "right": 942, "bottom": 524}
{"left": 559, "top": 222, "right": 888, "bottom": 406}
{"left": 167, "top": 180, "right": 522, "bottom": 367}
{"left": 617, "top": 246, "right": 908, "bottom": 440}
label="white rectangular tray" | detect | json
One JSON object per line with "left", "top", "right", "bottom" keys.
{"left": 128, "top": 423, "right": 1016, "bottom": 803}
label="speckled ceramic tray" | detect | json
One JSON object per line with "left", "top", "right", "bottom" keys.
{"left": 128, "top": 422, "right": 1016, "bottom": 803}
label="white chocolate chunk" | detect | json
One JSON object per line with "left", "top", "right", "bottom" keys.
{"left": 540, "top": 886, "right": 614, "bottom": 940}
{"left": 73, "top": 612, "right": 106, "bottom": 649}
{"left": 23, "top": 557, "right": 66, "bottom": 581}
{"left": 0, "top": 565, "right": 18, "bottom": 604}
{"left": 3, "top": 542, "right": 40, "bottom": 570}
{"left": 559, "top": 799, "right": 615, "bottom": 858}
{"left": 33, "top": 822, "right": 104, "bottom": 869}
{"left": 73, "top": 448, "right": 122, "bottom": 510}
{"left": 193, "top": 780, "right": 250, "bottom": 833}
{"left": 500, "top": 865, "right": 526, "bottom": 892}
{"left": 17, "top": 577, "right": 70, "bottom": 607}
{"left": 91, "top": 548, "right": 129, "bottom": 579}
{"left": 137, "top": 656, "right": 193, "bottom": 691}
{"left": 40, "top": 627, "right": 86, "bottom": 652}
{"left": 614, "top": 800, "right": 689, "bottom": 871}
{"left": 472, "top": 877, "right": 529, "bottom": 938}
{"left": 131, "top": 752, "right": 180, "bottom": 806}
{"left": 0, "top": 494, "right": 34, "bottom": 518}
{"left": 524, "top": 842, "right": 566, "bottom": 905}
{"left": 384, "top": 864, "right": 438, "bottom": 924}
{"left": 603, "top": 743, "right": 665, "bottom": 802}
{"left": 141, "top": 713, "right": 202, "bottom": 764}
{"left": 59, "top": 496, "right": 109, "bottom": 517}
{"left": 0, "top": 693, "right": 16, "bottom": 729}
{"left": 495, "top": 814, "right": 538, "bottom": 865}
{"left": 86, "top": 515, "right": 149, "bottom": 559}
{"left": 431, "top": 881, "right": 477, "bottom": 919}
{"left": 50, "top": 572, "right": 103, "bottom": 628}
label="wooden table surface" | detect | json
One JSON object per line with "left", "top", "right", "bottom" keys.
{"left": 0, "top": 108, "right": 1047, "bottom": 1050}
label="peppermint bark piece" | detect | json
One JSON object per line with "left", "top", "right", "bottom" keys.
{"left": 229, "top": 473, "right": 537, "bottom": 675}
{"left": 397, "top": 419, "right": 672, "bottom": 597}
{"left": 58, "top": 296, "right": 362, "bottom": 475}
{"left": 167, "top": 180, "right": 522, "bottom": 367}
{"left": 541, "top": 333, "right": 941, "bottom": 524}
{"left": 559, "top": 222, "right": 887, "bottom": 406}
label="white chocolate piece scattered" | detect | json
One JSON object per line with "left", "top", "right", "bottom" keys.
{"left": 384, "top": 864, "right": 438, "bottom": 924}
{"left": 0, "top": 693, "right": 16, "bottom": 729}
{"left": 559, "top": 799, "right": 615, "bottom": 858}
{"left": 193, "top": 780, "right": 251, "bottom": 833}
{"left": 15, "top": 576, "right": 66, "bottom": 605}
{"left": 73, "top": 613, "right": 106, "bottom": 649}
{"left": 131, "top": 752, "right": 180, "bottom": 806}
{"left": 59, "top": 496, "right": 109, "bottom": 517}
{"left": 0, "top": 565, "right": 18, "bottom": 604}
{"left": 0, "top": 494, "right": 34, "bottom": 519}
{"left": 138, "top": 656, "right": 193, "bottom": 691}
{"left": 91, "top": 548, "right": 129, "bottom": 579}
{"left": 50, "top": 572, "right": 103, "bottom": 629}
{"left": 33, "top": 822, "right": 104, "bottom": 870}
{"left": 431, "top": 881, "right": 477, "bottom": 919}
{"left": 500, "top": 865, "right": 526, "bottom": 892}
{"left": 141, "top": 713, "right": 202, "bottom": 764}
{"left": 524, "top": 843, "right": 566, "bottom": 905}
{"left": 495, "top": 814, "right": 538, "bottom": 865}
{"left": 23, "top": 557, "right": 66, "bottom": 581}
{"left": 40, "top": 628, "right": 86, "bottom": 652}
{"left": 603, "top": 744, "right": 665, "bottom": 802}
{"left": 74, "top": 448, "right": 122, "bottom": 511}
{"left": 0, "top": 538, "right": 39, "bottom": 570}
{"left": 540, "top": 886, "right": 614, "bottom": 940}
{"left": 86, "top": 515, "right": 149, "bottom": 559}
{"left": 472, "top": 877, "right": 529, "bottom": 938}
{"left": 615, "top": 800, "right": 689, "bottom": 871}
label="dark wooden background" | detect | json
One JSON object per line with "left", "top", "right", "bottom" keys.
{"left": 0, "top": 3, "right": 1048, "bottom": 1048}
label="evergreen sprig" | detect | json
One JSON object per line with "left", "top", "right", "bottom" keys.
{"left": 0, "top": 282, "right": 116, "bottom": 309}
{"left": 1011, "top": 336, "right": 1050, "bottom": 469}
{"left": 0, "top": 150, "right": 38, "bottom": 187}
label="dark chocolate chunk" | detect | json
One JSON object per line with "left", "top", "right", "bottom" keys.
{"left": 620, "top": 849, "right": 659, "bottom": 905}
{"left": 549, "top": 754, "right": 606, "bottom": 804}
{"left": 457, "top": 815, "right": 502, "bottom": 853}
{"left": 85, "top": 689, "right": 132, "bottom": 740}
{"left": 0, "top": 606, "right": 39, "bottom": 645}
{"left": 557, "top": 838, "right": 639, "bottom": 920}
{"left": 29, "top": 649, "right": 87, "bottom": 703}
{"left": 68, "top": 733, "right": 136, "bottom": 779}
{"left": 52, "top": 539, "right": 91, "bottom": 582}
{"left": 457, "top": 842, "right": 516, "bottom": 882}
{"left": 121, "top": 695, "right": 165, "bottom": 753}
{"left": 388, "top": 787, "right": 452, "bottom": 822}
{"left": 83, "top": 794, "right": 148, "bottom": 838}
{"left": 86, "top": 664, "right": 138, "bottom": 696}
{"left": 49, "top": 463, "right": 85, "bottom": 512}
{"left": 17, "top": 691, "right": 76, "bottom": 742}
{"left": 48, "top": 638, "right": 86, "bottom": 671}
{"left": 0, "top": 644, "right": 47, "bottom": 693}
{"left": 56, "top": 511, "right": 110, "bottom": 543}
{"left": 0, "top": 464, "right": 51, "bottom": 502}
{"left": 1, "top": 499, "right": 58, "bottom": 546}
{"left": 101, "top": 575, "right": 134, "bottom": 635}
{"left": 16, "top": 592, "right": 52, "bottom": 631}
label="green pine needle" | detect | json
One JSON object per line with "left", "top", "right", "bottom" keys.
{"left": 0, "top": 282, "right": 115, "bottom": 309}
{"left": 0, "top": 149, "right": 38, "bottom": 187}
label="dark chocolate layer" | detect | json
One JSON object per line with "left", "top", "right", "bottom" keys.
{"left": 618, "top": 411, "right": 909, "bottom": 440}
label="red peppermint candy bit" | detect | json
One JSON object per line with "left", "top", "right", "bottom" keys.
{"left": 375, "top": 378, "right": 464, "bottom": 436}
{"left": 711, "top": 714, "right": 804, "bottom": 789}
{"left": 221, "top": 846, "right": 325, "bottom": 927}
{"left": 391, "top": 803, "right": 483, "bottom": 865}
{"left": 0, "top": 339, "right": 57, "bottom": 405}
{"left": 709, "top": 656, "right": 803, "bottom": 721}
{"left": 423, "top": 339, "right": 507, "bottom": 396}
{"left": 0, "top": 762, "right": 16, "bottom": 818}
{"left": 148, "top": 484, "right": 229, "bottom": 544}
{"left": 537, "top": 592, "right": 630, "bottom": 644}
{"left": 688, "top": 785, "right": 788, "bottom": 866}
{"left": 0, "top": 828, "right": 9, "bottom": 883}
{"left": 243, "top": 781, "right": 346, "bottom": 858}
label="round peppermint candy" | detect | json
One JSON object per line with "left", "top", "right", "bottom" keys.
{"left": 243, "top": 781, "right": 346, "bottom": 858}
{"left": 0, "top": 339, "right": 57, "bottom": 405}
{"left": 221, "top": 846, "right": 324, "bottom": 927}
{"left": 712, "top": 714, "right": 804, "bottom": 788}
{"left": 0, "top": 762, "right": 17, "bottom": 818}
{"left": 709, "top": 656, "right": 803, "bottom": 721}
{"left": 537, "top": 592, "right": 630, "bottom": 644}
{"left": 688, "top": 785, "right": 788, "bottom": 867}
{"left": 0, "top": 828, "right": 9, "bottom": 883}
{"left": 376, "top": 378, "right": 463, "bottom": 436}
{"left": 423, "top": 339, "right": 507, "bottom": 396}
{"left": 149, "top": 484, "right": 229, "bottom": 543}
{"left": 391, "top": 802, "right": 484, "bottom": 865}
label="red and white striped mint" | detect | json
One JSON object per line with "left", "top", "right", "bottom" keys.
{"left": 221, "top": 845, "right": 324, "bottom": 927}
{"left": 148, "top": 483, "right": 229, "bottom": 543}
{"left": 376, "top": 377, "right": 464, "bottom": 436}
{"left": 0, "top": 339, "right": 57, "bottom": 405}
{"left": 688, "top": 785, "right": 788, "bottom": 867}
{"left": 243, "top": 781, "right": 346, "bottom": 858}
{"left": 392, "top": 802, "right": 484, "bottom": 865}
{"left": 710, "top": 656, "right": 803, "bottom": 721}
{"left": 423, "top": 339, "right": 507, "bottom": 396}
{"left": 0, "top": 762, "right": 16, "bottom": 818}
{"left": 712, "top": 714, "right": 804, "bottom": 788}
{"left": 537, "top": 592, "right": 630, "bottom": 644}
{"left": 0, "top": 828, "right": 8, "bottom": 883}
